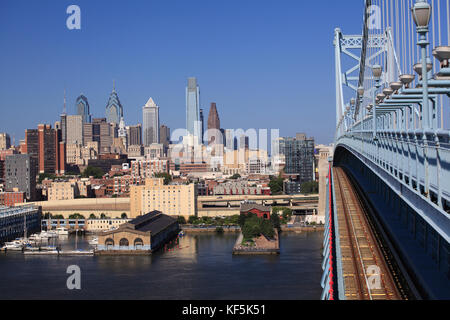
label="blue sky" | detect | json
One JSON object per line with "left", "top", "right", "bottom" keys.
{"left": 0, "top": 0, "right": 365, "bottom": 145}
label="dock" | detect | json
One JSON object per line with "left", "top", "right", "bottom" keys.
{"left": 23, "top": 250, "right": 94, "bottom": 256}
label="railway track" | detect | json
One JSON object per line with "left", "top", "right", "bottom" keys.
{"left": 333, "top": 167, "right": 402, "bottom": 300}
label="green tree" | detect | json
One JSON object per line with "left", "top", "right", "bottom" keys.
{"left": 188, "top": 215, "right": 198, "bottom": 224}
{"left": 177, "top": 216, "right": 187, "bottom": 224}
{"left": 230, "top": 174, "right": 241, "bottom": 180}
{"left": 300, "top": 181, "right": 319, "bottom": 194}
{"left": 121, "top": 213, "right": 128, "bottom": 219}
{"left": 69, "top": 213, "right": 85, "bottom": 219}
{"left": 82, "top": 166, "right": 104, "bottom": 179}
{"left": 154, "top": 172, "right": 172, "bottom": 185}
{"left": 270, "top": 212, "right": 281, "bottom": 230}
{"left": 89, "top": 214, "right": 97, "bottom": 219}
{"left": 269, "top": 176, "right": 284, "bottom": 195}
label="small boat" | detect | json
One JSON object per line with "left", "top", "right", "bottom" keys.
{"left": 88, "top": 237, "right": 98, "bottom": 246}
{"left": 55, "top": 227, "right": 69, "bottom": 236}
{"left": 1, "top": 241, "right": 24, "bottom": 251}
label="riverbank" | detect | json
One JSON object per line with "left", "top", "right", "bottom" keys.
{"left": 181, "top": 225, "right": 324, "bottom": 233}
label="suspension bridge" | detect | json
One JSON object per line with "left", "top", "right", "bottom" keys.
{"left": 322, "top": 0, "right": 450, "bottom": 300}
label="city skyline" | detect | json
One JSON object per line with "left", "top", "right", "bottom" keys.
{"left": 0, "top": 1, "right": 368, "bottom": 145}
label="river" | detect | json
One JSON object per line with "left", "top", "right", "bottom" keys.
{"left": 0, "top": 231, "right": 324, "bottom": 300}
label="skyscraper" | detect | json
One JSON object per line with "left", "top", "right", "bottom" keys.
{"left": 118, "top": 117, "right": 127, "bottom": 149}
{"left": 207, "top": 102, "right": 221, "bottom": 146}
{"left": 24, "top": 124, "right": 65, "bottom": 174}
{"left": 60, "top": 90, "right": 67, "bottom": 143}
{"left": 127, "top": 124, "right": 142, "bottom": 146}
{"left": 276, "top": 133, "right": 315, "bottom": 184}
{"left": 199, "top": 108, "right": 204, "bottom": 144}
{"left": 76, "top": 94, "right": 92, "bottom": 123}
{"left": 160, "top": 125, "right": 170, "bottom": 148}
{"left": 142, "top": 98, "right": 160, "bottom": 146}
{"left": 105, "top": 84, "right": 123, "bottom": 125}
{"left": 186, "top": 77, "right": 201, "bottom": 144}
{"left": 66, "top": 115, "right": 83, "bottom": 145}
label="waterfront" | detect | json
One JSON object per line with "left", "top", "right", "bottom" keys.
{"left": 0, "top": 232, "right": 323, "bottom": 300}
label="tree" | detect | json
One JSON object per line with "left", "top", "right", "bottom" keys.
{"left": 269, "top": 176, "right": 284, "bottom": 195}
{"left": 188, "top": 215, "right": 198, "bottom": 224}
{"left": 82, "top": 166, "right": 104, "bottom": 179}
{"left": 241, "top": 215, "right": 275, "bottom": 241}
{"left": 100, "top": 213, "right": 109, "bottom": 219}
{"left": 230, "top": 174, "right": 241, "bottom": 180}
{"left": 89, "top": 214, "right": 97, "bottom": 219}
{"left": 121, "top": 213, "right": 128, "bottom": 219}
{"left": 154, "top": 172, "right": 172, "bottom": 185}
{"left": 300, "top": 181, "right": 319, "bottom": 194}
{"left": 177, "top": 216, "right": 186, "bottom": 225}
{"left": 270, "top": 212, "right": 281, "bottom": 230}
{"left": 69, "top": 213, "right": 85, "bottom": 219}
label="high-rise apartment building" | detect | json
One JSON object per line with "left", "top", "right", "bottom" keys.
{"left": 276, "top": 133, "right": 315, "bottom": 184}
{"left": 186, "top": 77, "right": 201, "bottom": 144}
{"left": 0, "top": 133, "right": 11, "bottom": 150}
{"left": 66, "top": 115, "right": 84, "bottom": 145}
{"left": 4, "top": 154, "right": 37, "bottom": 201}
{"left": 24, "top": 125, "right": 65, "bottom": 174}
{"left": 76, "top": 94, "right": 92, "bottom": 123}
{"left": 142, "top": 98, "right": 160, "bottom": 146}
{"left": 105, "top": 86, "right": 123, "bottom": 125}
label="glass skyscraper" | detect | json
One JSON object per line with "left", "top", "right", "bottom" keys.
{"left": 186, "top": 77, "right": 201, "bottom": 144}
{"left": 106, "top": 86, "right": 123, "bottom": 125}
{"left": 76, "top": 94, "right": 92, "bottom": 123}
{"left": 143, "top": 98, "right": 160, "bottom": 146}
{"left": 277, "top": 133, "right": 315, "bottom": 184}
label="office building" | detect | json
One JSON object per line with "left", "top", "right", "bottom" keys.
{"left": 200, "top": 108, "right": 204, "bottom": 144}
{"left": 207, "top": 102, "right": 221, "bottom": 146}
{"left": 160, "top": 125, "right": 170, "bottom": 149}
{"left": 84, "top": 118, "right": 114, "bottom": 154}
{"left": 186, "top": 77, "right": 201, "bottom": 144}
{"left": 105, "top": 86, "right": 124, "bottom": 125}
{"left": 66, "top": 115, "right": 84, "bottom": 145}
{"left": 143, "top": 98, "right": 160, "bottom": 146}
{"left": 76, "top": 94, "right": 92, "bottom": 123}
{"left": 127, "top": 124, "right": 142, "bottom": 146}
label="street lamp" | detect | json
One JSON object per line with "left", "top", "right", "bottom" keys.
{"left": 412, "top": 0, "right": 432, "bottom": 130}
{"left": 372, "top": 64, "right": 382, "bottom": 140}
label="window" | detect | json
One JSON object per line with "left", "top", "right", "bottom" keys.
{"left": 119, "top": 238, "right": 129, "bottom": 247}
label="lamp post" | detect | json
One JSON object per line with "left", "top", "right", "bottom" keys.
{"left": 412, "top": 0, "right": 432, "bottom": 130}
{"left": 372, "top": 65, "right": 382, "bottom": 141}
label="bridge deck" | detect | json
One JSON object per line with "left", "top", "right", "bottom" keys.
{"left": 334, "top": 167, "right": 401, "bottom": 300}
